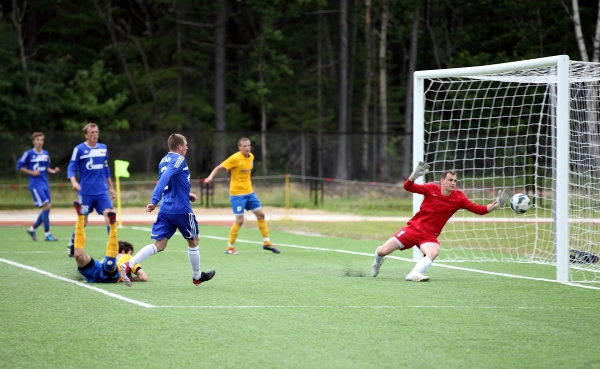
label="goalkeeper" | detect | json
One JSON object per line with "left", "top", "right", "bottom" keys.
{"left": 371, "top": 162, "right": 511, "bottom": 282}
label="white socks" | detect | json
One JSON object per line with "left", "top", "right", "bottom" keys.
{"left": 410, "top": 256, "right": 433, "bottom": 275}
{"left": 129, "top": 244, "right": 158, "bottom": 266}
{"left": 373, "top": 247, "right": 384, "bottom": 264}
{"left": 188, "top": 246, "right": 201, "bottom": 279}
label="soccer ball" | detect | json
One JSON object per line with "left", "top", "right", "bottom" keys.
{"left": 509, "top": 193, "right": 531, "bottom": 214}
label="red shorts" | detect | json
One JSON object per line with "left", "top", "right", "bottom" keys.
{"left": 392, "top": 226, "right": 439, "bottom": 250}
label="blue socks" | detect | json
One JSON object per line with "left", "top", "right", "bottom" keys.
{"left": 41, "top": 209, "right": 50, "bottom": 231}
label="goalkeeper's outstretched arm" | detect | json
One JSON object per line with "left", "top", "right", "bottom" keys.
{"left": 487, "top": 188, "right": 511, "bottom": 212}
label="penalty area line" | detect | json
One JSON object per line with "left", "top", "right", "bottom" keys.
{"left": 129, "top": 226, "right": 600, "bottom": 291}
{"left": 0, "top": 258, "right": 155, "bottom": 308}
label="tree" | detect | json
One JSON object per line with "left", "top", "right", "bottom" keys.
{"left": 378, "top": 0, "right": 389, "bottom": 180}
{"left": 336, "top": 0, "right": 349, "bottom": 180}
{"left": 361, "top": 0, "right": 374, "bottom": 175}
{"left": 213, "top": 0, "right": 228, "bottom": 167}
{"left": 402, "top": 5, "right": 419, "bottom": 179}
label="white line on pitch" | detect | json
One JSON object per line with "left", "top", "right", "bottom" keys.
{"left": 148, "top": 305, "right": 595, "bottom": 309}
{"left": 0, "top": 258, "right": 155, "bottom": 308}
{"left": 130, "top": 226, "right": 600, "bottom": 291}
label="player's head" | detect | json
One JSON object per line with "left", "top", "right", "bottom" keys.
{"left": 118, "top": 240, "right": 134, "bottom": 255}
{"left": 31, "top": 132, "right": 44, "bottom": 149}
{"left": 440, "top": 170, "right": 458, "bottom": 193}
{"left": 238, "top": 137, "right": 251, "bottom": 155}
{"left": 83, "top": 123, "right": 99, "bottom": 145}
{"left": 168, "top": 134, "right": 188, "bottom": 155}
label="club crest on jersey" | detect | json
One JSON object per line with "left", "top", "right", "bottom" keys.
{"left": 86, "top": 158, "right": 104, "bottom": 170}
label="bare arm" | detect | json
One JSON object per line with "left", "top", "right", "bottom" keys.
{"left": 48, "top": 167, "right": 60, "bottom": 174}
{"left": 205, "top": 164, "right": 225, "bottom": 183}
{"left": 132, "top": 268, "right": 148, "bottom": 282}
{"left": 69, "top": 176, "right": 81, "bottom": 191}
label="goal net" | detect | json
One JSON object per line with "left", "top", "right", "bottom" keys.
{"left": 413, "top": 56, "right": 600, "bottom": 283}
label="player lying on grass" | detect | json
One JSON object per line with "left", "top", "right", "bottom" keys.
{"left": 72, "top": 200, "right": 147, "bottom": 283}
{"left": 371, "top": 162, "right": 511, "bottom": 282}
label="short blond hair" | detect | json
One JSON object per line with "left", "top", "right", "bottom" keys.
{"left": 31, "top": 132, "right": 44, "bottom": 141}
{"left": 168, "top": 134, "right": 187, "bottom": 151}
{"left": 238, "top": 137, "right": 250, "bottom": 147}
{"left": 82, "top": 123, "right": 98, "bottom": 134}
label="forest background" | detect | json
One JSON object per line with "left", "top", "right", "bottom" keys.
{"left": 1, "top": 0, "right": 599, "bottom": 181}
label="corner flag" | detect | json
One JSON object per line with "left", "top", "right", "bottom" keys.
{"left": 114, "top": 160, "right": 130, "bottom": 178}
{"left": 114, "top": 160, "right": 130, "bottom": 227}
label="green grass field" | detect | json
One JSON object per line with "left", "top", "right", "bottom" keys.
{"left": 1, "top": 224, "right": 600, "bottom": 369}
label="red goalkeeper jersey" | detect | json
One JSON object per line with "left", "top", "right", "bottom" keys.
{"left": 403, "top": 179, "right": 489, "bottom": 236}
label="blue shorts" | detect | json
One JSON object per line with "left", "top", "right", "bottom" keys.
{"left": 151, "top": 212, "right": 199, "bottom": 240}
{"left": 30, "top": 187, "right": 51, "bottom": 207}
{"left": 79, "top": 194, "right": 113, "bottom": 215}
{"left": 230, "top": 193, "right": 262, "bottom": 215}
{"left": 78, "top": 258, "right": 120, "bottom": 283}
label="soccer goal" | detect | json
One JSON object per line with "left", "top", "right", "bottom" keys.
{"left": 413, "top": 55, "right": 600, "bottom": 283}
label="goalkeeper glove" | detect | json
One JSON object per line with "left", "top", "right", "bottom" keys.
{"left": 492, "top": 188, "right": 511, "bottom": 209}
{"left": 409, "top": 161, "right": 430, "bottom": 181}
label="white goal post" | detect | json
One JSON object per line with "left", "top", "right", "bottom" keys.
{"left": 413, "top": 55, "right": 600, "bottom": 283}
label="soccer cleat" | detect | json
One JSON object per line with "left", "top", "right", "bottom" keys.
{"left": 67, "top": 243, "right": 74, "bottom": 257}
{"left": 72, "top": 200, "right": 88, "bottom": 216}
{"left": 372, "top": 256, "right": 386, "bottom": 277}
{"left": 120, "top": 262, "right": 132, "bottom": 287}
{"left": 225, "top": 247, "right": 239, "bottom": 254}
{"left": 405, "top": 272, "right": 430, "bottom": 282}
{"left": 193, "top": 270, "right": 216, "bottom": 285}
{"left": 263, "top": 245, "right": 281, "bottom": 254}
{"left": 44, "top": 234, "right": 58, "bottom": 242}
{"left": 27, "top": 228, "right": 37, "bottom": 241}
{"left": 107, "top": 211, "right": 117, "bottom": 225}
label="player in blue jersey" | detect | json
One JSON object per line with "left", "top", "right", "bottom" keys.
{"left": 16, "top": 132, "right": 61, "bottom": 241}
{"left": 66, "top": 123, "right": 116, "bottom": 257}
{"left": 119, "top": 133, "right": 215, "bottom": 287}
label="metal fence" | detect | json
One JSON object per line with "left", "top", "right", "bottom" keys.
{"left": 1, "top": 131, "right": 410, "bottom": 182}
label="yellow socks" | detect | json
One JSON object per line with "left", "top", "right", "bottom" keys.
{"left": 257, "top": 219, "right": 271, "bottom": 245}
{"left": 105, "top": 223, "right": 119, "bottom": 258}
{"left": 74, "top": 215, "right": 86, "bottom": 249}
{"left": 228, "top": 223, "right": 241, "bottom": 246}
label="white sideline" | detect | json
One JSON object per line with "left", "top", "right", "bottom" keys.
{"left": 0, "top": 257, "right": 155, "bottom": 308}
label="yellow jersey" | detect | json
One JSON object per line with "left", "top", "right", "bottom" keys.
{"left": 116, "top": 253, "right": 141, "bottom": 282}
{"left": 221, "top": 151, "right": 254, "bottom": 195}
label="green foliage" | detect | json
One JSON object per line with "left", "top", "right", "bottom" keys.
{"left": 0, "top": 0, "right": 588, "bottom": 136}
{"left": 62, "top": 60, "right": 130, "bottom": 130}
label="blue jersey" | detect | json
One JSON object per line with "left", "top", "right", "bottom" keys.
{"left": 151, "top": 152, "right": 192, "bottom": 214}
{"left": 16, "top": 149, "right": 51, "bottom": 190}
{"left": 67, "top": 143, "right": 112, "bottom": 196}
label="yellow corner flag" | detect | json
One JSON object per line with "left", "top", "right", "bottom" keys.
{"left": 114, "top": 159, "right": 130, "bottom": 178}
{"left": 114, "top": 160, "right": 130, "bottom": 227}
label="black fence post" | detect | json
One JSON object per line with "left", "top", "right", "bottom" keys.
{"left": 199, "top": 179, "right": 213, "bottom": 208}
{"left": 309, "top": 179, "right": 324, "bottom": 206}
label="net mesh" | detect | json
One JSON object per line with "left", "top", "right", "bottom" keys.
{"left": 422, "top": 60, "right": 600, "bottom": 282}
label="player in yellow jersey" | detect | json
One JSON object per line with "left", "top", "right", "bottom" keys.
{"left": 205, "top": 137, "right": 280, "bottom": 254}
{"left": 71, "top": 200, "right": 147, "bottom": 283}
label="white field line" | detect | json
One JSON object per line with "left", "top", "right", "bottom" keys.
{"left": 131, "top": 226, "right": 600, "bottom": 291}
{"left": 150, "top": 305, "right": 597, "bottom": 309}
{"left": 2, "top": 227, "right": 599, "bottom": 310}
{"left": 0, "top": 258, "right": 154, "bottom": 307}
